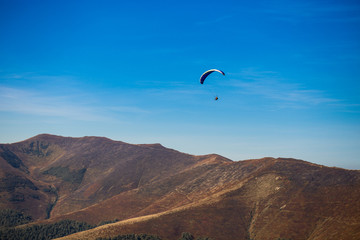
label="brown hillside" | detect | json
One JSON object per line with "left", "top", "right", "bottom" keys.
{"left": 1, "top": 134, "right": 360, "bottom": 240}
{"left": 0, "top": 134, "right": 230, "bottom": 220}
{"left": 55, "top": 158, "right": 360, "bottom": 240}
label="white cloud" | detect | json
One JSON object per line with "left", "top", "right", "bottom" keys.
{"left": 0, "top": 86, "right": 105, "bottom": 121}
{"left": 228, "top": 69, "right": 340, "bottom": 108}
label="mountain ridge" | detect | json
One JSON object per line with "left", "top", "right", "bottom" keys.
{"left": 1, "top": 134, "right": 359, "bottom": 240}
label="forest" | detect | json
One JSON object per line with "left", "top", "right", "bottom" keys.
{"left": 96, "top": 232, "right": 213, "bottom": 240}
{"left": 0, "top": 209, "right": 213, "bottom": 240}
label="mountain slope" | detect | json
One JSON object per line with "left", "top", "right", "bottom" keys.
{"left": 1, "top": 134, "right": 360, "bottom": 240}
{"left": 0, "top": 134, "right": 230, "bottom": 220}
{"left": 55, "top": 158, "right": 360, "bottom": 240}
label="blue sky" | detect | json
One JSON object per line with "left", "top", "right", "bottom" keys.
{"left": 1, "top": 0, "right": 359, "bottom": 169}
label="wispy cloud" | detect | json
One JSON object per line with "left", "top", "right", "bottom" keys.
{"left": 0, "top": 84, "right": 153, "bottom": 122}
{"left": 0, "top": 86, "right": 106, "bottom": 121}
{"left": 229, "top": 68, "right": 340, "bottom": 108}
{"left": 106, "top": 106, "right": 149, "bottom": 114}
{"left": 0, "top": 71, "right": 160, "bottom": 122}
{"left": 259, "top": 2, "right": 360, "bottom": 23}
{"left": 196, "top": 15, "right": 232, "bottom": 26}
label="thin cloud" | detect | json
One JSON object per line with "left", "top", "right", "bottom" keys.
{"left": 196, "top": 15, "right": 232, "bottom": 26}
{"left": 259, "top": 2, "right": 360, "bottom": 23}
{"left": 0, "top": 86, "right": 105, "bottom": 121}
{"left": 106, "top": 106, "right": 149, "bottom": 114}
{"left": 229, "top": 69, "right": 340, "bottom": 108}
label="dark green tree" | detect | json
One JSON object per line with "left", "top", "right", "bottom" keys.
{"left": 179, "top": 232, "right": 195, "bottom": 240}
{"left": 0, "top": 209, "right": 32, "bottom": 227}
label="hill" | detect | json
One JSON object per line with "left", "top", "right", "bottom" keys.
{"left": 1, "top": 134, "right": 360, "bottom": 240}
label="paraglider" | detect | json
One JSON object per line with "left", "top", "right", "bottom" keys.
{"left": 199, "top": 69, "right": 225, "bottom": 84}
{"left": 200, "top": 69, "right": 225, "bottom": 100}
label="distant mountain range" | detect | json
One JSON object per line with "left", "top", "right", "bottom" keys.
{"left": 1, "top": 134, "right": 359, "bottom": 240}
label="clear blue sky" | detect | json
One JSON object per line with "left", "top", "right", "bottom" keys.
{"left": 1, "top": 0, "right": 359, "bottom": 169}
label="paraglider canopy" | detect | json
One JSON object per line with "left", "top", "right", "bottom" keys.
{"left": 200, "top": 69, "right": 225, "bottom": 84}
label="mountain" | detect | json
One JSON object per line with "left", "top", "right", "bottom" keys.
{"left": 1, "top": 134, "right": 360, "bottom": 240}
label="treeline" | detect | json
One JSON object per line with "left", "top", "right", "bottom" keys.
{"left": 0, "top": 209, "right": 214, "bottom": 240}
{"left": 0, "top": 209, "right": 32, "bottom": 228}
{"left": 0, "top": 209, "right": 122, "bottom": 240}
{"left": 0, "top": 219, "right": 95, "bottom": 240}
{"left": 96, "top": 234, "right": 162, "bottom": 240}
{"left": 97, "top": 232, "right": 213, "bottom": 240}
{"left": 177, "top": 232, "right": 213, "bottom": 240}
